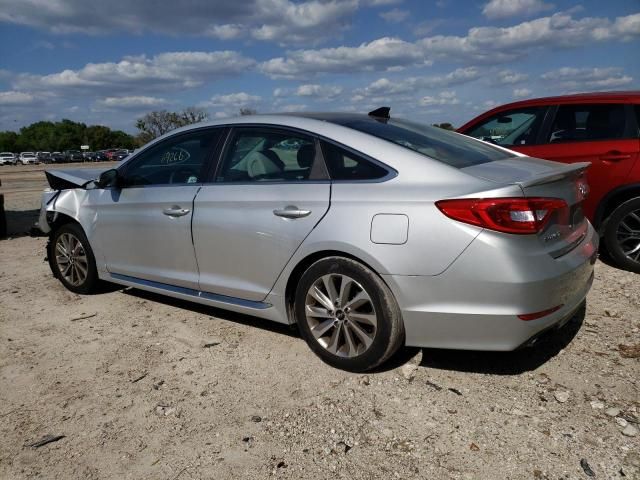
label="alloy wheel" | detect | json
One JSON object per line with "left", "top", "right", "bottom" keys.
{"left": 55, "top": 232, "right": 89, "bottom": 287}
{"left": 305, "top": 274, "right": 378, "bottom": 358}
{"left": 616, "top": 209, "right": 640, "bottom": 263}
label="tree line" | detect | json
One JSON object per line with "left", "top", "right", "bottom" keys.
{"left": 0, "top": 119, "right": 136, "bottom": 153}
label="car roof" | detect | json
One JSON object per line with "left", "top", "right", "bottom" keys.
{"left": 483, "top": 91, "right": 640, "bottom": 112}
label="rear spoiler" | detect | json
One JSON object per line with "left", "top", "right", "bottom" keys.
{"left": 516, "top": 162, "right": 590, "bottom": 188}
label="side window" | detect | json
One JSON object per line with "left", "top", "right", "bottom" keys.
{"left": 216, "top": 129, "right": 320, "bottom": 182}
{"left": 124, "top": 129, "right": 220, "bottom": 186}
{"left": 634, "top": 105, "right": 640, "bottom": 137}
{"left": 465, "top": 107, "right": 545, "bottom": 146}
{"left": 321, "top": 141, "right": 389, "bottom": 181}
{"left": 548, "top": 104, "right": 627, "bottom": 143}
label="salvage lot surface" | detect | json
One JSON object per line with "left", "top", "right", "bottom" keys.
{"left": 0, "top": 165, "right": 639, "bottom": 479}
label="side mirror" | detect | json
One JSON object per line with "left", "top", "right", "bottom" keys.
{"left": 97, "top": 169, "right": 122, "bottom": 189}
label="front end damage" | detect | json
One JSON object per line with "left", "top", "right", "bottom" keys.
{"left": 37, "top": 168, "right": 106, "bottom": 234}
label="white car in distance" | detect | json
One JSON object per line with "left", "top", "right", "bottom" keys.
{"left": 0, "top": 152, "right": 16, "bottom": 165}
{"left": 18, "top": 152, "right": 39, "bottom": 165}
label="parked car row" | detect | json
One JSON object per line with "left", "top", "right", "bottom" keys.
{"left": 0, "top": 149, "right": 134, "bottom": 165}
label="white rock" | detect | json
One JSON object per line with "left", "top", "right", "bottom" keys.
{"left": 622, "top": 425, "right": 638, "bottom": 437}
{"left": 616, "top": 417, "right": 629, "bottom": 428}
{"left": 605, "top": 407, "right": 621, "bottom": 417}
{"left": 590, "top": 401, "right": 605, "bottom": 410}
{"left": 400, "top": 363, "right": 418, "bottom": 381}
{"left": 554, "top": 391, "right": 570, "bottom": 403}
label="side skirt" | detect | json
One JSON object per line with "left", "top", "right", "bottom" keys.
{"left": 101, "top": 272, "right": 287, "bottom": 323}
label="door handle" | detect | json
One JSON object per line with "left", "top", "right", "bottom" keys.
{"left": 163, "top": 206, "right": 191, "bottom": 217}
{"left": 273, "top": 206, "right": 312, "bottom": 219}
{"left": 600, "top": 151, "right": 631, "bottom": 162}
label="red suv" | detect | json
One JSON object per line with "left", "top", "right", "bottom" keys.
{"left": 458, "top": 91, "right": 640, "bottom": 272}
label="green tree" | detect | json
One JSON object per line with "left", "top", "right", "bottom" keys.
{"left": 0, "top": 131, "right": 19, "bottom": 152}
{"left": 0, "top": 120, "right": 135, "bottom": 152}
{"left": 135, "top": 107, "right": 208, "bottom": 144}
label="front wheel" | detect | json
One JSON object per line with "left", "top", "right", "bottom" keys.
{"left": 48, "top": 223, "right": 99, "bottom": 294}
{"left": 603, "top": 197, "right": 640, "bottom": 273}
{"left": 295, "top": 256, "right": 404, "bottom": 372}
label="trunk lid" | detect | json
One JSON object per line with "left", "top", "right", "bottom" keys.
{"left": 462, "top": 157, "right": 590, "bottom": 257}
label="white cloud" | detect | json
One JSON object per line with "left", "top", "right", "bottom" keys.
{"left": 419, "top": 91, "right": 460, "bottom": 107}
{"left": 250, "top": 0, "right": 358, "bottom": 45}
{"left": 379, "top": 8, "right": 409, "bottom": 23}
{"left": 358, "top": 67, "right": 481, "bottom": 96}
{"left": 482, "top": 0, "right": 554, "bottom": 20}
{"left": 96, "top": 96, "right": 169, "bottom": 109}
{"left": 0, "top": 0, "right": 361, "bottom": 46}
{"left": 260, "top": 37, "right": 427, "bottom": 78}
{"left": 201, "top": 92, "right": 261, "bottom": 108}
{"left": 540, "top": 67, "right": 634, "bottom": 91}
{"left": 295, "top": 84, "right": 343, "bottom": 98}
{"left": 494, "top": 69, "right": 528, "bottom": 85}
{"left": 420, "top": 12, "right": 640, "bottom": 64}
{"left": 513, "top": 87, "right": 532, "bottom": 98}
{"left": 206, "top": 24, "right": 244, "bottom": 40}
{"left": 0, "top": 91, "right": 38, "bottom": 106}
{"left": 259, "top": 12, "right": 640, "bottom": 78}
{"left": 12, "top": 51, "right": 255, "bottom": 95}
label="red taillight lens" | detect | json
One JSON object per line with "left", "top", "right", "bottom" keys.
{"left": 435, "top": 197, "right": 568, "bottom": 234}
{"left": 517, "top": 305, "right": 563, "bottom": 321}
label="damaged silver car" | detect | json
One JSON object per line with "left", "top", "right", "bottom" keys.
{"left": 39, "top": 111, "right": 598, "bottom": 371}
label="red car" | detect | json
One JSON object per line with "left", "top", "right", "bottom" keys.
{"left": 458, "top": 91, "right": 640, "bottom": 272}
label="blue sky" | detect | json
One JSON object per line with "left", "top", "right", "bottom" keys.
{"left": 0, "top": 0, "right": 639, "bottom": 133}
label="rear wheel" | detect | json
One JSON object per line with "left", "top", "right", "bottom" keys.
{"left": 295, "top": 256, "right": 404, "bottom": 372}
{"left": 48, "top": 223, "right": 99, "bottom": 294}
{"left": 604, "top": 197, "right": 640, "bottom": 273}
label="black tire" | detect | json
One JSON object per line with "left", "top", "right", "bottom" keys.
{"left": 48, "top": 222, "right": 99, "bottom": 294}
{"left": 295, "top": 256, "right": 404, "bottom": 372}
{"left": 603, "top": 197, "right": 640, "bottom": 273}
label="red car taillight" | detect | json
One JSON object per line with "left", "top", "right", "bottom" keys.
{"left": 435, "top": 197, "right": 568, "bottom": 234}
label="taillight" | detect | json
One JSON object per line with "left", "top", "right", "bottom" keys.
{"left": 435, "top": 197, "right": 568, "bottom": 234}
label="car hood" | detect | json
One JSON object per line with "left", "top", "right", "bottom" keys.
{"left": 45, "top": 168, "right": 108, "bottom": 190}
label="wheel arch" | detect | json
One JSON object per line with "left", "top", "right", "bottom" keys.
{"left": 594, "top": 183, "right": 640, "bottom": 232}
{"left": 283, "top": 249, "right": 392, "bottom": 324}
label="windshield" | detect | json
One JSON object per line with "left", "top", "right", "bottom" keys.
{"left": 335, "top": 117, "right": 514, "bottom": 168}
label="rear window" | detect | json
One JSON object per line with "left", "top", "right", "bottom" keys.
{"left": 336, "top": 118, "right": 514, "bottom": 168}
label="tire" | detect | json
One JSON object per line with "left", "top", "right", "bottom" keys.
{"left": 603, "top": 197, "right": 640, "bottom": 273}
{"left": 295, "top": 256, "right": 404, "bottom": 372}
{"left": 48, "top": 223, "right": 99, "bottom": 294}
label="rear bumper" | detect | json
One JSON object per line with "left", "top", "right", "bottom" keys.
{"left": 384, "top": 222, "right": 598, "bottom": 351}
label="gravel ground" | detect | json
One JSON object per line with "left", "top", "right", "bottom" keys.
{"left": 0, "top": 166, "right": 638, "bottom": 479}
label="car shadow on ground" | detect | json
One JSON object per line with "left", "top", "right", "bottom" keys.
{"left": 122, "top": 287, "right": 585, "bottom": 376}
{"left": 122, "top": 288, "right": 300, "bottom": 339}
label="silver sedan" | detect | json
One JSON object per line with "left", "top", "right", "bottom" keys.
{"left": 39, "top": 110, "right": 598, "bottom": 371}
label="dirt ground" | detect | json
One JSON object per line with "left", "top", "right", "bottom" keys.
{"left": 0, "top": 165, "right": 638, "bottom": 480}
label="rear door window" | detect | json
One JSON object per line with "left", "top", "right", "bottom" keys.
{"left": 216, "top": 128, "right": 324, "bottom": 182}
{"left": 547, "top": 104, "right": 627, "bottom": 142}
{"left": 464, "top": 107, "right": 546, "bottom": 146}
{"left": 320, "top": 141, "right": 390, "bottom": 180}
